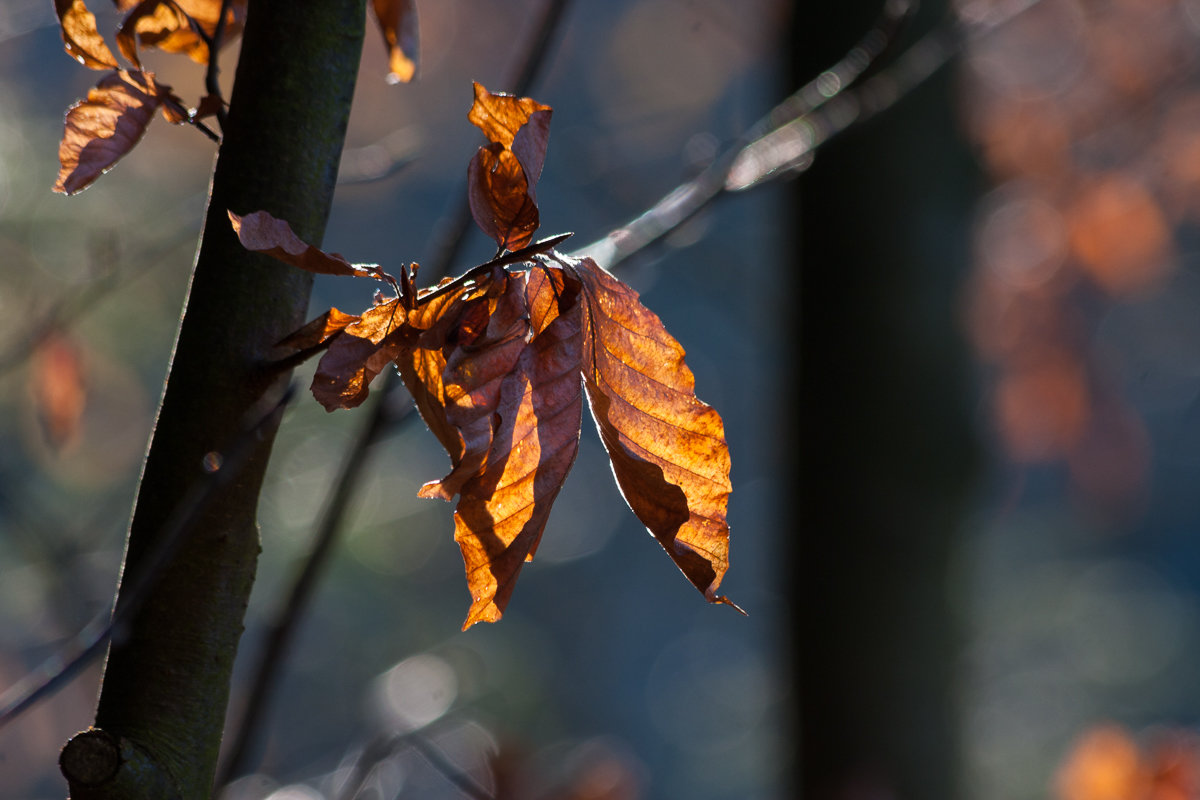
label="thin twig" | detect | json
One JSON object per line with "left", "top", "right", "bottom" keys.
{"left": 0, "top": 385, "right": 297, "bottom": 729}
{"left": 205, "top": 0, "right": 233, "bottom": 131}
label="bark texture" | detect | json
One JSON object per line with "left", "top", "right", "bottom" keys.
{"left": 62, "top": 2, "right": 367, "bottom": 798}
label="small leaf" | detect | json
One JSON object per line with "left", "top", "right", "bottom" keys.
{"left": 371, "top": 0, "right": 419, "bottom": 84}
{"left": 116, "top": 0, "right": 197, "bottom": 68}
{"left": 229, "top": 211, "right": 388, "bottom": 281}
{"left": 55, "top": 0, "right": 120, "bottom": 70}
{"left": 466, "top": 83, "right": 552, "bottom": 250}
{"left": 467, "top": 82, "right": 551, "bottom": 152}
{"left": 55, "top": 70, "right": 164, "bottom": 195}
{"left": 115, "top": 0, "right": 245, "bottom": 63}
{"left": 570, "top": 256, "right": 737, "bottom": 609}
{"left": 310, "top": 300, "right": 406, "bottom": 411}
{"left": 277, "top": 307, "right": 363, "bottom": 350}
{"left": 467, "top": 144, "right": 540, "bottom": 251}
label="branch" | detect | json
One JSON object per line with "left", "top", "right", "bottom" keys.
{"left": 0, "top": 386, "right": 295, "bottom": 730}
{"left": 573, "top": 0, "right": 1047, "bottom": 270}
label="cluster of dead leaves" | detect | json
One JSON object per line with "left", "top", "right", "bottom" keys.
{"left": 52, "top": 0, "right": 418, "bottom": 194}
{"left": 233, "top": 85, "right": 737, "bottom": 628}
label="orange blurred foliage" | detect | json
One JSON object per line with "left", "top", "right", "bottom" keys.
{"left": 1055, "top": 724, "right": 1200, "bottom": 800}
{"left": 963, "top": 0, "right": 1200, "bottom": 513}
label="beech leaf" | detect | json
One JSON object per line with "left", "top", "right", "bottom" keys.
{"left": 449, "top": 268, "right": 584, "bottom": 628}
{"left": 229, "top": 211, "right": 388, "bottom": 281}
{"left": 468, "top": 144, "right": 540, "bottom": 251}
{"left": 115, "top": 0, "right": 246, "bottom": 63}
{"left": 117, "top": 0, "right": 204, "bottom": 68}
{"left": 371, "top": 0, "right": 419, "bottom": 84}
{"left": 310, "top": 300, "right": 406, "bottom": 411}
{"left": 55, "top": 0, "right": 120, "bottom": 70}
{"left": 466, "top": 83, "right": 552, "bottom": 251}
{"left": 55, "top": 70, "right": 164, "bottom": 195}
{"left": 569, "top": 256, "right": 737, "bottom": 609}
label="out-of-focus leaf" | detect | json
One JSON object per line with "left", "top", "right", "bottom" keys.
{"left": 371, "top": 0, "right": 418, "bottom": 84}
{"left": 570, "top": 255, "right": 737, "bottom": 609}
{"left": 452, "top": 267, "right": 584, "bottom": 628}
{"left": 116, "top": 0, "right": 201, "bottom": 67}
{"left": 466, "top": 83, "right": 552, "bottom": 250}
{"left": 229, "top": 211, "right": 388, "bottom": 281}
{"left": 55, "top": 70, "right": 164, "bottom": 195}
{"left": 55, "top": 0, "right": 120, "bottom": 70}
{"left": 468, "top": 144, "right": 540, "bottom": 251}
{"left": 115, "top": 0, "right": 245, "bottom": 63}
{"left": 31, "top": 331, "right": 87, "bottom": 450}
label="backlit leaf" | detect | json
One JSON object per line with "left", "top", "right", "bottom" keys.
{"left": 451, "top": 267, "right": 584, "bottom": 628}
{"left": 117, "top": 0, "right": 205, "bottom": 68}
{"left": 468, "top": 144, "right": 540, "bottom": 251}
{"left": 55, "top": 0, "right": 120, "bottom": 70}
{"left": 570, "top": 255, "right": 737, "bottom": 609}
{"left": 371, "top": 0, "right": 419, "bottom": 84}
{"left": 466, "top": 83, "right": 552, "bottom": 250}
{"left": 310, "top": 300, "right": 406, "bottom": 411}
{"left": 229, "top": 211, "right": 388, "bottom": 281}
{"left": 55, "top": 70, "right": 163, "bottom": 195}
{"left": 115, "top": 0, "right": 245, "bottom": 63}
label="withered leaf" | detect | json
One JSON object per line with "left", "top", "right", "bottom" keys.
{"left": 371, "top": 0, "right": 419, "bottom": 84}
{"left": 115, "top": 0, "right": 245, "bottom": 63}
{"left": 55, "top": 0, "right": 120, "bottom": 70}
{"left": 55, "top": 70, "right": 164, "bottom": 195}
{"left": 467, "top": 82, "right": 551, "bottom": 152}
{"left": 449, "top": 268, "right": 584, "bottom": 628}
{"left": 116, "top": 0, "right": 204, "bottom": 68}
{"left": 416, "top": 271, "right": 530, "bottom": 502}
{"left": 468, "top": 144, "right": 540, "bottom": 251}
{"left": 570, "top": 255, "right": 736, "bottom": 609}
{"left": 229, "top": 211, "right": 388, "bottom": 282}
{"left": 466, "top": 83, "right": 552, "bottom": 251}
{"left": 277, "top": 307, "right": 364, "bottom": 351}
{"left": 311, "top": 300, "right": 406, "bottom": 411}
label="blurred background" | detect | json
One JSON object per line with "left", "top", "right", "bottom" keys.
{"left": 2, "top": 0, "right": 1200, "bottom": 798}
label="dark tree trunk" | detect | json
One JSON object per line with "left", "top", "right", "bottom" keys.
{"left": 791, "top": 2, "right": 979, "bottom": 797}
{"left": 59, "top": 2, "right": 367, "bottom": 798}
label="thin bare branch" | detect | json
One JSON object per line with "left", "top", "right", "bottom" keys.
{"left": 0, "top": 385, "right": 297, "bottom": 729}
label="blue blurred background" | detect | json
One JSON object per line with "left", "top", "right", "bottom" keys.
{"left": 6, "top": 1, "right": 1200, "bottom": 798}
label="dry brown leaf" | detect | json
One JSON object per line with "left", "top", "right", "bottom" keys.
{"left": 115, "top": 0, "right": 245, "bottom": 63}
{"left": 467, "top": 82, "right": 551, "bottom": 151}
{"left": 309, "top": 300, "right": 407, "bottom": 411}
{"left": 116, "top": 0, "right": 204, "bottom": 68}
{"left": 55, "top": 70, "right": 164, "bottom": 195}
{"left": 468, "top": 144, "right": 541, "bottom": 251}
{"left": 371, "top": 0, "right": 419, "bottom": 84}
{"left": 277, "top": 307, "right": 364, "bottom": 350}
{"left": 452, "top": 267, "right": 584, "bottom": 628}
{"left": 466, "top": 83, "right": 552, "bottom": 250}
{"left": 56, "top": 0, "right": 120, "bottom": 70}
{"left": 417, "top": 271, "right": 530, "bottom": 502}
{"left": 570, "top": 255, "right": 736, "bottom": 609}
{"left": 229, "top": 211, "right": 388, "bottom": 281}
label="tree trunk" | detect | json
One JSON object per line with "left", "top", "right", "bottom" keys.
{"left": 59, "top": 2, "right": 367, "bottom": 798}
{"left": 792, "top": 2, "right": 979, "bottom": 797}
